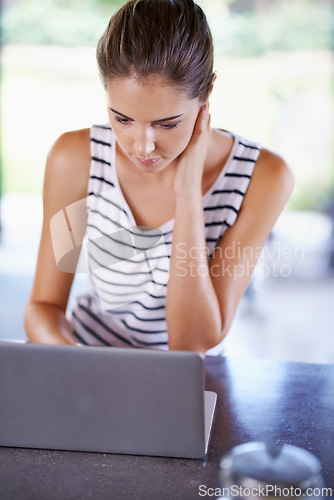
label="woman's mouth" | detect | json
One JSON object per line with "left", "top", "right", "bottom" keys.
{"left": 136, "top": 157, "right": 162, "bottom": 167}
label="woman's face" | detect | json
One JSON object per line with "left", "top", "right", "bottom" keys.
{"left": 106, "top": 75, "right": 202, "bottom": 174}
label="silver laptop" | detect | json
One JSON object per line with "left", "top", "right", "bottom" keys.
{"left": 0, "top": 342, "right": 216, "bottom": 459}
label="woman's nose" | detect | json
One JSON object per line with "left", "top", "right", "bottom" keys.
{"left": 134, "top": 127, "right": 155, "bottom": 157}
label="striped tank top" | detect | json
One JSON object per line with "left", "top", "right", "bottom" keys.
{"left": 70, "top": 124, "right": 261, "bottom": 353}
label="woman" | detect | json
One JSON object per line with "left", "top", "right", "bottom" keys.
{"left": 24, "top": 0, "right": 294, "bottom": 355}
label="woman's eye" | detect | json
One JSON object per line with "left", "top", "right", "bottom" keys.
{"left": 114, "top": 116, "right": 179, "bottom": 130}
{"left": 159, "top": 122, "right": 179, "bottom": 130}
{"left": 114, "top": 116, "right": 131, "bottom": 125}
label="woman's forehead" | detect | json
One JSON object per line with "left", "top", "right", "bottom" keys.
{"left": 106, "top": 75, "right": 198, "bottom": 117}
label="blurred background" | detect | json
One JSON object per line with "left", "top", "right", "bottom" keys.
{"left": 0, "top": 0, "right": 333, "bottom": 363}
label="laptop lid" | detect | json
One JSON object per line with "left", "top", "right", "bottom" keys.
{"left": 0, "top": 342, "right": 216, "bottom": 459}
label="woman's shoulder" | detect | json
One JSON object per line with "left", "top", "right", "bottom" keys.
{"left": 255, "top": 146, "right": 294, "bottom": 192}
{"left": 44, "top": 128, "right": 91, "bottom": 204}
{"left": 47, "top": 128, "right": 91, "bottom": 174}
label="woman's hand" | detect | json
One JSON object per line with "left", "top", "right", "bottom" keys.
{"left": 173, "top": 104, "right": 211, "bottom": 198}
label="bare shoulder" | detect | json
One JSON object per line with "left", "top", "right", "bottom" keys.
{"left": 242, "top": 147, "right": 294, "bottom": 212}
{"left": 253, "top": 147, "right": 294, "bottom": 195}
{"left": 44, "top": 128, "right": 91, "bottom": 211}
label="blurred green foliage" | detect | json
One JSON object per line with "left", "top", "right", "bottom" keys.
{"left": 207, "top": 0, "right": 334, "bottom": 56}
{"left": 1, "top": 0, "right": 124, "bottom": 46}
{"left": 2, "top": 0, "right": 333, "bottom": 54}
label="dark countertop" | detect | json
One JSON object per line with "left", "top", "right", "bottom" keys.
{"left": 1, "top": 356, "right": 333, "bottom": 500}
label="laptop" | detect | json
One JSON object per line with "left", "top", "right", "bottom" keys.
{"left": 0, "top": 342, "right": 217, "bottom": 459}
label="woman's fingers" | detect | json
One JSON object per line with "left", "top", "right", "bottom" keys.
{"left": 173, "top": 104, "right": 210, "bottom": 195}
{"left": 198, "top": 104, "right": 209, "bottom": 133}
{"left": 189, "top": 105, "right": 210, "bottom": 147}
{"left": 207, "top": 109, "right": 211, "bottom": 130}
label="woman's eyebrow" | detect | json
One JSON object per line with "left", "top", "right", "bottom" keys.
{"left": 109, "top": 108, "right": 183, "bottom": 123}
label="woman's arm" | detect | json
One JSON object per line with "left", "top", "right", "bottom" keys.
{"left": 167, "top": 189, "right": 222, "bottom": 353}
{"left": 24, "top": 129, "right": 91, "bottom": 345}
{"left": 166, "top": 109, "right": 294, "bottom": 354}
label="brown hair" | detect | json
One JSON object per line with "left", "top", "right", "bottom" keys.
{"left": 96, "top": 0, "right": 215, "bottom": 101}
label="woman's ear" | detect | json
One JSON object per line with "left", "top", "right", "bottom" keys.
{"left": 209, "top": 72, "right": 217, "bottom": 96}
